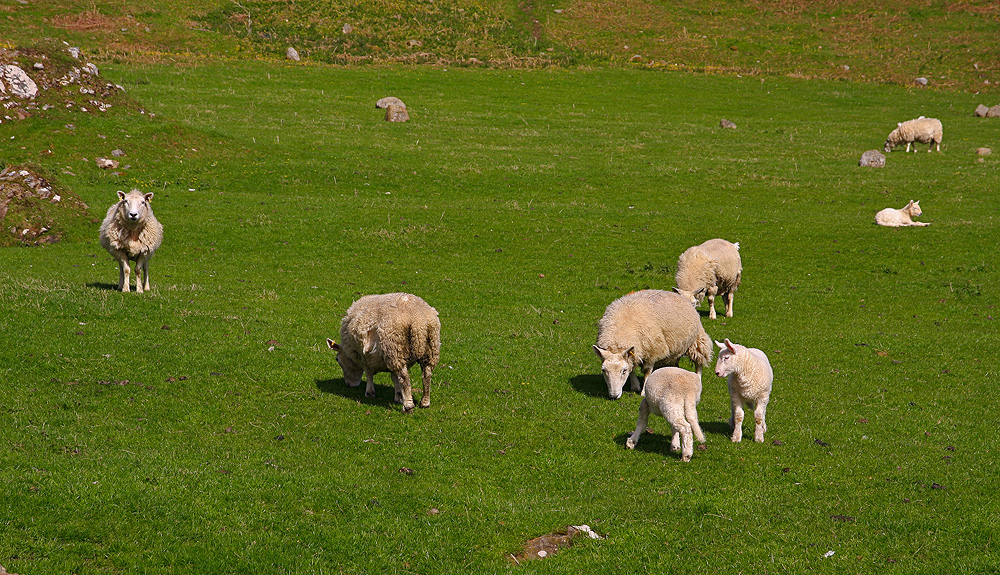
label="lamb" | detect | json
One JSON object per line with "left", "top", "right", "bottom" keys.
{"left": 713, "top": 339, "right": 773, "bottom": 443}
{"left": 672, "top": 238, "right": 742, "bottom": 320}
{"left": 326, "top": 292, "right": 440, "bottom": 413}
{"left": 883, "top": 117, "right": 943, "bottom": 153}
{"left": 625, "top": 367, "right": 706, "bottom": 462}
{"left": 98, "top": 189, "right": 163, "bottom": 293}
{"left": 875, "top": 200, "right": 930, "bottom": 227}
{"left": 593, "top": 289, "right": 713, "bottom": 400}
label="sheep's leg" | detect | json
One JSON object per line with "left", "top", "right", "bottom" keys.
{"left": 135, "top": 256, "right": 148, "bottom": 293}
{"left": 724, "top": 290, "right": 735, "bottom": 318}
{"left": 418, "top": 363, "right": 432, "bottom": 408}
{"left": 364, "top": 371, "right": 376, "bottom": 399}
{"left": 687, "top": 400, "right": 706, "bottom": 444}
{"left": 706, "top": 286, "right": 719, "bottom": 319}
{"left": 629, "top": 368, "right": 643, "bottom": 393}
{"left": 666, "top": 405, "right": 694, "bottom": 461}
{"left": 626, "top": 398, "right": 650, "bottom": 449}
{"left": 753, "top": 397, "right": 769, "bottom": 443}
{"left": 391, "top": 370, "right": 415, "bottom": 413}
{"left": 730, "top": 396, "right": 745, "bottom": 443}
{"left": 119, "top": 259, "right": 131, "bottom": 292}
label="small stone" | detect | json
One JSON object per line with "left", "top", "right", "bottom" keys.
{"left": 33, "top": 62, "right": 44, "bottom": 70}
{"left": 719, "top": 118, "right": 737, "bottom": 129}
{"left": 842, "top": 64, "right": 850, "bottom": 71}
{"left": 2, "top": 65, "right": 39, "bottom": 99}
{"left": 977, "top": 147, "right": 992, "bottom": 156}
{"left": 859, "top": 149, "right": 886, "bottom": 167}
{"left": 111, "top": 149, "right": 126, "bottom": 157}
{"left": 96, "top": 157, "right": 119, "bottom": 169}
{"left": 406, "top": 39, "right": 422, "bottom": 48}
{"left": 987, "top": 104, "right": 1000, "bottom": 118}
{"left": 342, "top": 23, "right": 353, "bottom": 34}
{"left": 629, "top": 54, "right": 642, "bottom": 62}
{"left": 385, "top": 104, "right": 409, "bottom": 122}
{"left": 975, "top": 104, "right": 989, "bottom": 117}
{"left": 914, "top": 77, "right": 928, "bottom": 86}
{"left": 286, "top": 47, "right": 300, "bottom": 61}
{"left": 68, "top": 47, "right": 81, "bottom": 58}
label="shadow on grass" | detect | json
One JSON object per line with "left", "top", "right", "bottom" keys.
{"left": 611, "top": 431, "right": 687, "bottom": 460}
{"left": 314, "top": 378, "right": 397, "bottom": 410}
{"left": 87, "top": 282, "right": 120, "bottom": 291}
{"left": 569, "top": 373, "right": 611, "bottom": 399}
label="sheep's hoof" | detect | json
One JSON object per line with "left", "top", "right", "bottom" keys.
{"left": 681, "top": 455, "right": 692, "bottom": 462}
{"left": 365, "top": 390, "right": 375, "bottom": 398}
{"left": 402, "top": 404, "right": 415, "bottom": 414}
{"left": 731, "top": 435, "right": 742, "bottom": 443}
{"left": 625, "top": 438, "right": 637, "bottom": 449}
{"left": 419, "top": 398, "right": 430, "bottom": 408}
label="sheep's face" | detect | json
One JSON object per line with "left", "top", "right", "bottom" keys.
{"left": 117, "top": 190, "right": 153, "bottom": 223}
{"left": 327, "top": 338, "right": 363, "bottom": 387}
{"left": 593, "top": 345, "right": 634, "bottom": 400}
{"left": 672, "top": 287, "right": 705, "bottom": 307}
{"left": 713, "top": 339, "right": 739, "bottom": 378}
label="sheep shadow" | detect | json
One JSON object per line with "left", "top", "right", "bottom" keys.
{"left": 569, "top": 373, "right": 611, "bottom": 399}
{"left": 314, "top": 377, "right": 397, "bottom": 410}
{"left": 86, "top": 282, "right": 120, "bottom": 291}
{"left": 612, "top": 431, "right": 689, "bottom": 460}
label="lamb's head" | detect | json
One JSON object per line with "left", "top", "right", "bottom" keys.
{"left": 713, "top": 339, "right": 742, "bottom": 378}
{"left": 117, "top": 189, "right": 154, "bottom": 224}
{"left": 672, "top": 286, "right": 707, "bottom": 307}
{"left": 327, "top": 338, "right": 364, "bottom": 387}
{"left": 593, "top": 345, "right": 635, "bottom": 399}
{"left": 907, "top": 200, "right": 922, "bottom": 217}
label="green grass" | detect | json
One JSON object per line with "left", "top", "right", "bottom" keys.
{"left": 2, "top": 60, "right": 999, "bottom": 573}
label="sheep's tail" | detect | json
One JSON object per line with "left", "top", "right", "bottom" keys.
{"left": 733, "top": 241, "right": 740, "bottom": 251}
{"left": 686, "top": 326, "right": 714, "bottom": 370}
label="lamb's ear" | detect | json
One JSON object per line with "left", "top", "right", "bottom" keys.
{"left": 117, "top": 190, "right": 126, "bottom": 200}
{"left": 714, "top": 340, "right": 726, "bottom": 349}
{"left": 593, "top": 345, "right": 606, "bottom": 360}
{"left": 144, "top": 192, "right": 154, "bottom": 203}
{"left": 326, "top": 338, "right": 341, "bottom": 351}
{"left": 724, "top": 338, "right": 737, "bottom": 353}
{"left": 362, "top": 327, "right": 379, "bottom": 354}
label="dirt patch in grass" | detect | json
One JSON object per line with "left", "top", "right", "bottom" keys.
{"left": 509, "top": 525, "right": 603, "bottom": 564}
{"left": 0, "top": 165, "right": 92, "bottom": 247}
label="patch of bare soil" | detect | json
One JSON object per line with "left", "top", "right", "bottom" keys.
{"left": 0, "top": 165, "right": 91, "bottom": 247}
{"left": 509, "top": 524, "right": 603, "bottom": 564}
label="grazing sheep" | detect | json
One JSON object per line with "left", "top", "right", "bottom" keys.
{"left": 672, "top": 239, "right": 743, "bottom": 320}
{"left": 714, "top": 339, "right": 773, "bottom": 443}
{"left": 593, "top": 290, "right": 713, "bottom": 400}
{"left": 883, "top": 117, "right": 943, "bottom": 153}
{"left": 326, "top": 293, "right": 440, "bottom": 413}
{"left": 98, "top": 189, "right": 163, "bottom": 293}
{"left": 875, "top": 200, "right": 930, "bottom": 227}
{"left": 625, "top": 367, "right": 705, "bottom": 462}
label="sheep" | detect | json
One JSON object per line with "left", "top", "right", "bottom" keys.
{"left": 98, "top": 189, "right": 163, "bottom": 293}
{"left": 883, "top": 117, "right": 943, "bottom": 153}
{"left": 672, "top": 239, "right": 742, "bottom": 320}
{"left": 713, "top": 339, "right": 773, "bottom": 443}
{"left": 326, "top": 293, "right": 440, "bottom": 413}
{"left": 593, "top": 289, "right": 713, "bottom": 400}
{"left": 875, "top": 200, "right": 930, "bottom": 227}
{"left": 625, "top": 367, "right": 705, "bottom": 462}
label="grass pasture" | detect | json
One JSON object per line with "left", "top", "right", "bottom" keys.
{"left": 1, "top": 61, "right": 999, "bottom": 573}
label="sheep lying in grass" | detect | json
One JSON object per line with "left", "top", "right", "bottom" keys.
{"left": 875, "top": 200, "right": 930, "bottom": 227}
{"left": 326, "top": 293, "right": 440, "bottom": 413}
{"left": 883, "top": 117, "right": 943, "bottom": 153}
{"left": 98, "top": 189, "right": 163, "bottom": 293}
{"left": 625, "top": 367, "right": 705, "bottom": 462}
{"left": 594, "top": 290, "right": 713, "bottom": 400}
{"left": 714, "top": 339, "right": 773, "bottom": 443}
{"left": 672, "top": 238, "right": 742, "bottom": 319}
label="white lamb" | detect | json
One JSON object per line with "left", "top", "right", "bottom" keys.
{"left": 593, "top": 289, "right": 713, "bottom": 400}
{"left": 672, "top": 238, "right": 743, "bottom": 320}
{"left": 98, "top": 189, "right": 163, "bottom": 293}
{"left": 875, "top": 200, "right": 929, "bottom": 227}
{"left": 883, "top": 116, "right": 943, "bottom": 153}
{"left": 326, "top": 293, "right": 441, "bottom": 413}
{"left": 714, "top": 339, "right": 773, "bottom": 443}
{"left": 625, "top": 367, "right": 706, "bottom": 462}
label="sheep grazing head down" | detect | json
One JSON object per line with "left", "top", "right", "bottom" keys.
{"left": 117, "top": 189, "right": 153, "bottom": 223}
{"left": 672, "top": 286, "right": 707, "bottom": 308}
{"left": 593, "top": 345, "right": 635, "bottom": 400}
{"left": 326, "top": 338, "right": 364, "bottom": 387}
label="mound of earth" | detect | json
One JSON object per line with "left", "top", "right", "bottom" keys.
{"left": 0, "top": 165, "right": 92, "bottom": 247}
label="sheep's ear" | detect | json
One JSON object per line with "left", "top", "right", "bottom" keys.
{"left": 326, "top": 338, "right": 341, "bottom": 351}
{"left": 117, "top": 190, "right": 126, "bottom": 200}
{"left": 671, "top": 287, "right": 680, "bottom": 294}
{"left": 625, "top": 347, "right": 636, "bottom": 362}
{"left": 362, "top": 328, "right": 378, "bottom": 354}
{"left": 714, "top": 340, "right": 726, "bottom": 349}
{"left": 144, "top": 192, "right": 154, "bottom": 203}
{"left": 694, "top": 287, "right": 707, "bottom": 297}
{"left": 593, "top": 345, "right": 606, "bottom": 360}
{"left": 724, "top": 338, "right": 737, "bottom": 353}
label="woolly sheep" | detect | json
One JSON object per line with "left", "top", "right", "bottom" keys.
{"left": 593, "top": 290, "right": 713, "bottom": 400}
{"left": 625, "top": 367, "right": 706, "bottom": 462}
{"left": 714, "top": 338, "right": 773, "bottom": 443}
{"left": 672, "top": 239, "right": 742, "bottom": 320}
{"left": 883, "top": 117, "right": 943, "bottom": 153}
{"left": 326, "top": 293, "right": 440, "bottom": 413}
{"left": 875, "top": 200, "right": 929, "bottom": 227}
{"left": 98, "top": 189, "right": 163, "bottom": 293}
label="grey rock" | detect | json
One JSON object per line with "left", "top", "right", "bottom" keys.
{"left": 859, "top": 150, "right": 886, "bottom": 167}
{"left": 975, "top": 104, "right": 989, "bottom": 117}
{"left": 2, "top": 65, "right": 38, "bottom": 99}
{"left": 68, "top": 47, "right": 80, "bottom": 59}
{"left": 82, "top": 62, "right": 99, "bottom": 76}
{"left": 286, "top": 47, "right": 300, "bottom": 61}
{"left": 385, "top": 104, "right": 409, "bottom": 122}
{"left": 988, "top": 104, "right": 1000, "bottom": 118}
{"left": 342, "top": 23, "right": 353, "bottom": 34}
{"left": 111, "top": 149, "right": 126, "bottom": 157}
{"left": 96, "top": 157, "right": 119, "bottom": 169}
{"left": 976, "top": 147, "right": 991, "bottom": 156}
{"left": 33, "top": 62, "right": 44, "bottom": 70}
{"left": 719, "top": 118, "right": 737, "bottom": 129}
{"left": 376, "top": 97, "right": 406, "bottom": 109}
{"left": 914, "top": 77, "right": 928, "bottom": 86}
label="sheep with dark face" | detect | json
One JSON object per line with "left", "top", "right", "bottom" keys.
{"left": 327, "top": 293, "right": 440, "bottom": 413}
{"left": 98, "top": 189, "right": 163, "bottom": 293}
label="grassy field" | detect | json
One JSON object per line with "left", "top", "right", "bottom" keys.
{"left": 2, "top": 56, "right": 998, "bottom": 573}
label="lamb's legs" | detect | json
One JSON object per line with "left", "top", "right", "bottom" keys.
{"left": 118, "top": 259, "right": 131, "bottom": 292}
{"left": 626, "top": 398, "right": 651, "bottom": 449}
{"left": 753, "top": 398, "right": 769, "bottom": 443}
{"left": 730, "top": 396, "right": 745, "bottom": 443}
{"left": 419, "top": 363, "right": 433, "bottom": 408}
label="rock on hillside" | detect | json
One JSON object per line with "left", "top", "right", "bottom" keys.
{"left": 0, "top": 165, "right": 92, "bottom": 246}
